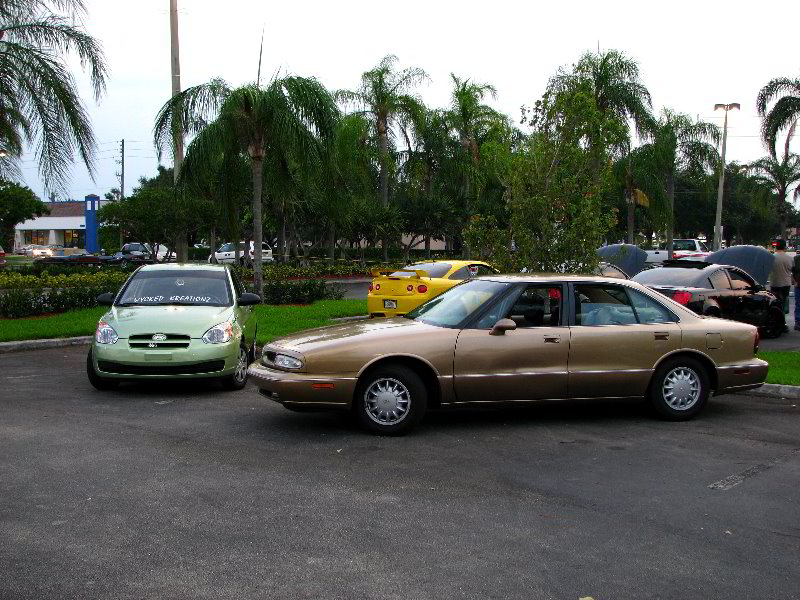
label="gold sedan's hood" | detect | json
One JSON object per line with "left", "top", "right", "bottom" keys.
{"left": 271, "top": 317, "right": 426, "bottom": 354}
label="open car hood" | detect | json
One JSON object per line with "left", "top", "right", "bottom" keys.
{"left": 596, "top": 244, "right": 648, "bottom": 277}
{"left": 705, "top": 245, "right": 775, "bottom": 285}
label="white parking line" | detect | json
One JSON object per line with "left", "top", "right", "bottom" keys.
{"left": 708, "top": 448, "right": 800, "bottom": 490}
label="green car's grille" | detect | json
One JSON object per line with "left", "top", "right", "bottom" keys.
{"left": 129, "top": 334, "right": 191, "bottom": 350}
{"left": 97, "top": 360, "right": 226, "bottom": 376}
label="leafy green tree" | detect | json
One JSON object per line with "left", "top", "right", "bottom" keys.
{"left": 336, "top": 55, "right": 427, "bottom": 259}
{"left": 756, "top": 76, "right": 800, "bottom": 154}
{"left": 466, "top": 83, "right": 618, "bottom": 272}
{"left": 550, "top": 49, "right": 654, "bottom": 176}
{"left": 0, "top": 0, "right": 107, "bottom": 192}
{"left": 154, "top": 76, "right": 337, "bottom": 297}
{"left": 747, "top": 146, "right": 800, "bottom": 237}
{"left": 0, "top": 179, "right": 47, "bottom": 249}
{"left": 645, "top": 109, "right": 719, "bottom": 257}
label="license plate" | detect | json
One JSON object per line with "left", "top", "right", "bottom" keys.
{"left": 384, "top": 299, "right": 397, "bottom": 309}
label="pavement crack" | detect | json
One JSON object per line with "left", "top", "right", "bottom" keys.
{"left": 708, "top": 447, "right": 800, "bottom": 491}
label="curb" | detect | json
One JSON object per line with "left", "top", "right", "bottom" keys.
{"left": 739, "top": 383, "right": 800, "bottom": 400}
{"left": 0, "top": 336, "right": 91, "bottom": 354}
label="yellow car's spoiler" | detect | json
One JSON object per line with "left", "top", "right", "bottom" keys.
{"left": 371, "top": 269, "right": 430, "bottom": 278}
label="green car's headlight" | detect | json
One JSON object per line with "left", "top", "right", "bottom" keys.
{"left": 95, "top": 320, "right": 119, "bottom": 344}
{"left": 202, "top": 320, "right": 233, "bottom": 344}
{"left": 274, "top": 354, "right": 303, "bottom": 370}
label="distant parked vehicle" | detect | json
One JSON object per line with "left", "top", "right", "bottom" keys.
{"left": 646, "top": 239, "right": 710, "bottom": 263}
{"left": 23, "top": 244, "right": 54, "bottom": 258}
{"left": 0, "top": 244, "right": 6, "bottom": 266}
{"left": 208, "top": 242, "right": 273, "bottom": 265}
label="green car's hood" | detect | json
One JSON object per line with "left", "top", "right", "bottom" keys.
{"left": 104, "top": 305, "right": 235, "bottom": 339}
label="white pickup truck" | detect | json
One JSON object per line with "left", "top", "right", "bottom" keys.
{"left": 645, "top": 239, "right": 710, "bottom": 263}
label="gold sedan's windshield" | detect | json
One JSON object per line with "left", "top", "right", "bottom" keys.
{"left": 406, "top": 279, "right": 508, "bottom": 327}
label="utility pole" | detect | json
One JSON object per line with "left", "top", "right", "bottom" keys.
{"left": 170, "top": 0, "right": 187, "bottom": 262}
{"left": 120, "top": 138, "right": 125, "bottom": 199}
{"left": 712, "top": 103, "right": 739, "bottom": 251}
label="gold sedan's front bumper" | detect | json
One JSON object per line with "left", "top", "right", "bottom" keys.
{"left": 247, "top": 362, "right": 357, "bottom": 408}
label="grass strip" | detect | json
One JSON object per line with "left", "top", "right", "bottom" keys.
{"left": 759, "top": 351, "right": 800, "bottom": 386}
{"left": 0, "top": 300, "right": 368, "bottom": 344}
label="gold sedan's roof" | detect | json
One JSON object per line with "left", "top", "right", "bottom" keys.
{"left": 480, "top": 273, "right": 635, "bottom": 284}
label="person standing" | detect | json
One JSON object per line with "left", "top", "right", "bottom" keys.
{"left": 769, "top": 239, "right": 793, "bottom": 332}
{"left": 793, "top": 249, "right": 800, "bottom": 332}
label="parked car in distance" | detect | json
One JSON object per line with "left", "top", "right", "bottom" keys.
{"left": 87, "top": 263, "right": 260, "bottom": 391}
{"left": 208, "top": 242, "right": 274, "bottom": 265}
{"left": 0, "top": 244, "right": 6, "bottom": 266}
{"left": 23, "top": 244, "right": 54, "bottom": 258}
{"left": 632, "top": 260, "right": 785, "bottom": 338}
{"left": 646, "top": 239, "right": 710, "bottom": 263}
{"left": 250, "top": 275, "right": 767, "bottom": 435}
{"left": 368, "top": 260, "right": 498, "bottom": 318}
{"left": 595, "top": 262, "right": 629, "bottom": 279}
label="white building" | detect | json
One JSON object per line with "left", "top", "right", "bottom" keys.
{"left": 14, "top": 196, "right": 105, "bottom": 252}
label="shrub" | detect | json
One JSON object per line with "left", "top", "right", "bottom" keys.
{"left": 189, "top": 247, "right": 210, "bottom": 261}
{"left": 0, "top": 286, "right": 112, "bottom": 318}
{"left": 0, "top": 270, "right": 130, "bottom": 291}
{"left": 259, "top": 279, "right": 343, "bottom": 305}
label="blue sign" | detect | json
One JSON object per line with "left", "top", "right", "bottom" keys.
{"left": 85, "top": 194, "right": 99, "bottom": 253}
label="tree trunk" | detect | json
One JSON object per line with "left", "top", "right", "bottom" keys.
{"left": 424, "top": 235, "right": 431, "bottom": 259}
{"left": 328, "top": 224, "right": 335, "bottom": 265}
{"left": 626, "top": 196, "right": 635, "bottom": 245}
{"left": 378, "top": 117, "right": 390, "bottom": 261}
{"left": 666, "top": 170, "right": 675, "bottom": 260}
{"left": 209, "top": 227, "right": 217, "bottom": 263}
{"left": 276, "top": 201, "right": 286, "bottom": 264}
{"left": 251, "top": 157, "right": 264, "bottom": 299}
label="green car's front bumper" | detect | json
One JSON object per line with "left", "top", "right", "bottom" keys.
{"left": 92, "top": 338, "right": 240, "bottom": 379}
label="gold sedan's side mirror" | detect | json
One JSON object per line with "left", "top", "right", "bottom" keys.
{"left": 490, "top": 318, "right": 517, "bottom": 336}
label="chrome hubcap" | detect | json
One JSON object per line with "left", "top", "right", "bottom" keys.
{"left": 234, "top": 347, "right": 248, "bottom": 383}
{"left": 662, "top": 367, "right": 700, "bottom": 410}
{"left": 364, "top": 377, "right": 410, "bottom": 425}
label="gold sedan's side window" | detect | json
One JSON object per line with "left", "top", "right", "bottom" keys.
{"left": 475, "top": 285, "right": 563, "bottom": 329}
{"left": 574, "top": 285, "right": 637, "bottom": 326}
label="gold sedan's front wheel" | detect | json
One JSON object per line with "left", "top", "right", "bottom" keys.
{"left": 355, "top": 365, "right": 427, "bottom": 435}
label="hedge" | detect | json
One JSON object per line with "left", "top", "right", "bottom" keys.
{"left": 0, "top": 275, "right": 342, "bottom": 318}
{"left": 0, "top": 271, "right": 130, "bottom": 291}
{"left": 232, "top": 262, "right": 405, "bottom": 282}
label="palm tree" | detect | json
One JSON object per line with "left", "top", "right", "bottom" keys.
{"left": 336, "top": 55, "right": 427, "bottom": 259}
{"left": 756, "top": 76, "right": 800, "bottom": 155}
{"left": 550, "top": 49, "right": 654, "bottom": 174}
{"left": 648, "top": 109, "right": 720, "bottom": 258}
{"left": 154, "top": 76, "right": 337, "bottom": 297}
{"left": 447, "top": 75, "right": 503, "bottom": 217}
{"left": 747, "top": 148, "right": 800, "bottom": 238}
{"left": 0, "top": 0, "right": 107, "bottom": 193}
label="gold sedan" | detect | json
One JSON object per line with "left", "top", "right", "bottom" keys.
{"left": 249, "top": 275, "right": 768, "bottom": 435}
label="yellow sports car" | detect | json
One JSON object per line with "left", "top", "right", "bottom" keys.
{"left": 368, "top": 260, "right": 497, "bottom": 317}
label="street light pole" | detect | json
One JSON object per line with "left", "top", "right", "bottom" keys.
{"left": 712, "top": 102, "right": 739, "bottom": 251}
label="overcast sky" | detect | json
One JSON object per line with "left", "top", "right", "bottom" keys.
{"left": 19, "top": 0, "right": 800, "bottom": 202}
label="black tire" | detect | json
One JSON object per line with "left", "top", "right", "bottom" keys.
{"left": 648, "top": 357, "right": 710, "bottom": 421}
{"left": 762, "top": 306, "right": 785, "bottom": 339}
{"left": 221, "top": 345, "right": 249, "bottom": 391}
{"left": 354, "top": 364, "right": 427, "bottom": 435}
{"left": 86, "top": 348, "right": 119, "bottom": 390}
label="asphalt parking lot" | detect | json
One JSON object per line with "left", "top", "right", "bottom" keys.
{"left": 1, "top": 348, "right": 799, "bottom": 599}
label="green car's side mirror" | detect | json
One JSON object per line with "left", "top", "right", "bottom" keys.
{"left": 237, "top": 293, "right": 261, "bottom": 306}
{"left": 96, "top": 292, "right": 114, "bottom": 306}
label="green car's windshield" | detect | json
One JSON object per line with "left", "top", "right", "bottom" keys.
{"left": 116, "top": 270, "right": 232, "bottom": 307}
{"left": 406, "top": 279, "right": 508, "bottom": 327}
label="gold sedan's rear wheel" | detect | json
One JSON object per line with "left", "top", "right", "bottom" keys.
{"left": 355, "top": 365, "right": 427, "bottom": 435}
{"left": 648, "top": 357, "right": 710, "bottom": 421}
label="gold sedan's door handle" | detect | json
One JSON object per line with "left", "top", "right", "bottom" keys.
{"left": 654, "top": 331, "right": 670, "bottom": 341}
{"left": 543, "top": 335, "right": 561, "bottom": 343}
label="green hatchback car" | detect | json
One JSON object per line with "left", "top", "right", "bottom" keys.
{"left": 87, "top": 263, "right": 260, "bottom": 390}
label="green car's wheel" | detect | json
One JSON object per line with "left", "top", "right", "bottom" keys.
{"left": 222, "top": 345, "right": 249, "bottom": 391}
{"left": 86, "top": 348, "right": 119, "bottom": 390}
